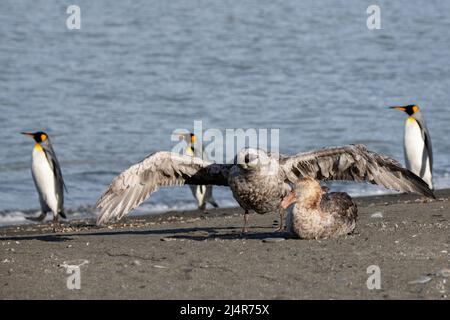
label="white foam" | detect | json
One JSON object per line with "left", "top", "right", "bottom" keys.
{"left": 0, "top": 199, "right": 239, "bottom": 227}
{"left": 0, "top": 211, "right": 34, "bottom": 226}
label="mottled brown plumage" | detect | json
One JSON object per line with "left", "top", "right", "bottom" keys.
{"left": 96, "top": 144, "right": 434, "bottom": 227}
{"left": 283, "top": 177, "right": 357, "bottom": 239}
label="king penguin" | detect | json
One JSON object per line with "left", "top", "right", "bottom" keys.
{"left": 179, "top": 133, "right": 219, "bottom": 211}
{"left": 22, "top": 131, "right": 67, "bottom": 222}
{"left": 389, "top": 104, "right": 434, "bottom": 190}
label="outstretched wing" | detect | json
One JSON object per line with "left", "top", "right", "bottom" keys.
{"left": 280, "top": 144, "right": 434, "bottom": 198}
{"left": 96, "top": 152, "right": 231, "bottom": 225}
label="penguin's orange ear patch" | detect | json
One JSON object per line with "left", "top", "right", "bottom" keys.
{"left": 191, "top": 135, "right": 197, "bottom": 143}
{"left": 41, "top": 134, "right": 47, "bottom": 142}
{"left": 412, "top": 105, "right": 419, "bottom": 114}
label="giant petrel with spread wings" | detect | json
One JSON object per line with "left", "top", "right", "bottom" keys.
{"left": 96, "top": 144, "right": 434, "bottom": 231}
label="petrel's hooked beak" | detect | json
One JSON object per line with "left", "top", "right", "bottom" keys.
{"left": 281, "top": 190, "right": 297, "bottom": 210}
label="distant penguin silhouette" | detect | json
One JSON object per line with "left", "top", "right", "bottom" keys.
{"left": 22, "top": 131, "right": 67, "bottom": 223}
{"left": 179, "top": 132, "right": 218, "bottom": 211}
{"left": 390, "top": 104, "right": 433, "bottom": 190}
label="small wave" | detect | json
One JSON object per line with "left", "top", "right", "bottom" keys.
{"left": 0, "top": 199, "right": 239, "bottom": 227}
{"left": 135, "top": 199, "right": 238, "bottom": 215}
{"left": 0, "top": 208, "right": 97, "bottom": 227}
{"left": 0, "top": 211, "right": 34, "bottom": 226}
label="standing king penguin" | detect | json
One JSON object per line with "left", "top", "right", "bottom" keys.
{"left": 22, "top": 131, "right": 67, "bottom": 222}
{"left": 390, "top": 104, "right": 434, "bottom": 190}
{"left": 180, "top": 133, "right": 219, "bottom": 211}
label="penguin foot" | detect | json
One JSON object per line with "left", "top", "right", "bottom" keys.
{"left": 51, "top": 220, "right": 63, "bottom": 233}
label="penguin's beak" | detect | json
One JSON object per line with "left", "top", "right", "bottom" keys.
{"left": 21, "top": 132, "right": 35, "bottom": 138}
{"left": 389, "top": 106, "right": 406, "bottom": 111}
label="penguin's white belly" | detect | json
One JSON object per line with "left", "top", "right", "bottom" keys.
{"left": 32, "top": 148, "right": 58, "bottom": 214}
{"left": 190, "top": 185, "right": 207, "bottom": 205}
{"left": 404, "top": 119, "right": 433, "bottom": 188}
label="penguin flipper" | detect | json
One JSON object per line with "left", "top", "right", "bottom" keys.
{"left": 209, "top": 199, "right": 219, "bottom": 208}
{"left": 59, "top": 210, "right": 67, "bottom": 219}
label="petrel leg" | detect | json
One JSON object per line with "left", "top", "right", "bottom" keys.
{"left": 275, "top": 207, "right": 285, "bottom": 232}
{"left": 241, "top": 210, "right": 249, "bottom": 234}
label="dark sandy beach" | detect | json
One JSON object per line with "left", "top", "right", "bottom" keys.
{"left": 1, "top": 190, "right": 449, "bottom": 299}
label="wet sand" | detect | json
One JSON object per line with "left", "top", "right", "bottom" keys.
{"left": 1, "top": 190, "right": 450, "bottom": 299}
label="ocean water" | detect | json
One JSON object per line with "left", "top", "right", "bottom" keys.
{"left": 1, "top": 0, "right": 449, "bottom": 225}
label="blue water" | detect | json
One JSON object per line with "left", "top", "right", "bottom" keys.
{"left": 1, "top": 0, "right": 449, "bottom": 225}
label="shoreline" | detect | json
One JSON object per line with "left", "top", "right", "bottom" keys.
{"left": 1, "top": 189, "right": 449, "bottom": 299}
{"left": 1, "top": 189, "right": 448, "bottom": 236}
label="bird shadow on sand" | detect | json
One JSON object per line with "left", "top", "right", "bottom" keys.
{"left": 167, "top": 228, "right": 291, "bottom": 241}
{"left": 0, "top": 225, "right": 289, "bottom": 242}
{"left": 0, "top": 234, "right": 73, "bottom": 242}
{"left": 0, "top": 222, "right": 97, "bottom": 242}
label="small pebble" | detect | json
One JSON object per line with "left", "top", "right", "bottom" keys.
{"left": 371, "top": 212, "right": 383, "bottom": 218}
{"left": 438, "top": 268, "right": 450, "bottom": 277}
{"left": 132, "top": 260, "right": 141, "bottom": 266}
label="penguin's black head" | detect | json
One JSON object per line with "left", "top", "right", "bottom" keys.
{"left": 21, "top": 131, "right": 48, "bottom": 143}
{"left": 178, "top": 132, "right": 197, "bottom": 144}
{"left": 389, "top": 104, "right": 420, "bottom": 116}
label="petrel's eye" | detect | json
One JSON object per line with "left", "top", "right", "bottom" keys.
{"left": 244, "top": 155, "right": 250, "bottom": 164}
